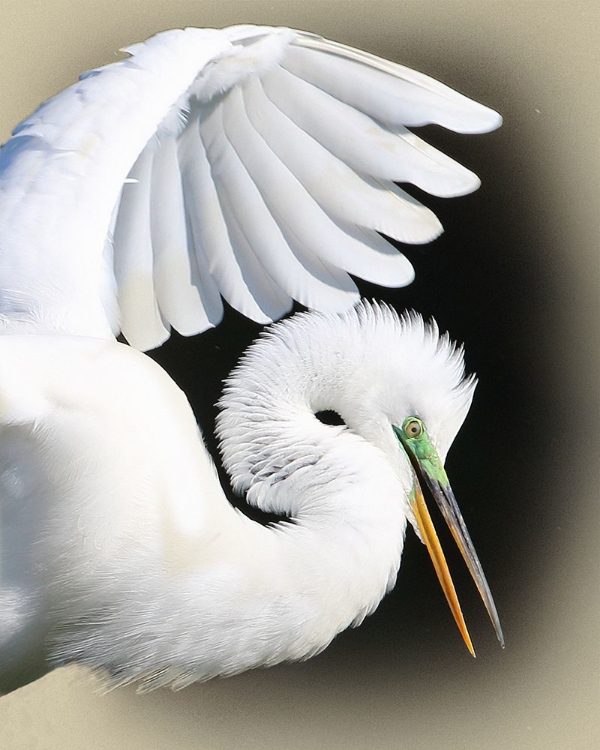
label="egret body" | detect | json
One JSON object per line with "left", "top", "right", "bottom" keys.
{"left": 0, "top": 26, "right": 503, "bottom": 693}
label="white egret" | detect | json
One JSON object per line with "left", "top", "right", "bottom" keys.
{"left": 0, "top": 26, "right": 503, "bottom": 694}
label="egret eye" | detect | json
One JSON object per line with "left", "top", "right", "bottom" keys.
{"left": 403, "top": 418, "right": 423, "bottom": 438}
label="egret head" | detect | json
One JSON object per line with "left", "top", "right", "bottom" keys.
{"left": 332, "top": 302, "right": 504, "bottom": 655}
{"left": 219, "top": 301, "right": 503, "bottom": 653}
{"left": 279, "top": 301, "right": 504, "bottom": 654}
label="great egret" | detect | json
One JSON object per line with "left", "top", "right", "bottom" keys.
{"left": 0, "top": 26, "right": 503, "bottom": 694}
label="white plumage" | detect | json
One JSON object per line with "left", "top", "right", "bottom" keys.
{"left": 0, "top": 25, "right": 500, "bottom": 350}
{"left": 0, "top": 26, "right": 502, "bottom": 694}
{"left": 0, "top": 304, "right": 475, "bottom": 692}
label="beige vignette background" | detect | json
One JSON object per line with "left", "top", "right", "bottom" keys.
{"left": 0, "top": 2, "right": 598, "bottom": 749}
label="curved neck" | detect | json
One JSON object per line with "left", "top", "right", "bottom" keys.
{"left": 39, "top": 325, "right": 413, "bottom": 688}
{"left": 71, "top": 367, "right": 409, "bottom": 689}
{"left": 194, "top": 318, "right": 412, "bottom": 677}
{"left": 158, "top": 418, "right": 408, "bottom": 685}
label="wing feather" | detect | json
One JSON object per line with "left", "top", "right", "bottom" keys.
{"left": 113, "top": 147, "right": 170, "bottom": 350}
{"left": 150, "top": 134, "right": 216, "bottom": 336}
{"left": 200, "top": 98, "right": 358, "bottom": 312}
{"left": 243, "top": 77, "right": 441, "bottom": 244}
{"left": 0, "top": 26, "right": 501, "bottom": 348}
{"left": 287, "top": 35, "right": 502, "bottom": 133}
{"left": 261, "top": 67, "right": 480, "bottom": 197}
{"left": 222, "top": 87, "right": 361, "bottom": 301}
{"left": 234, "top": 84, "right": 414, "bottom": 287}
{"left": 116, "top": 29, "right": 501, "bottom": 348}
{"left": 180, "top": 113, "right": 290, "bottom": 322}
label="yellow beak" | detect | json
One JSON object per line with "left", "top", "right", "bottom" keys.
{"left": 409, "top": 474, "right": 476, "bottom": 657}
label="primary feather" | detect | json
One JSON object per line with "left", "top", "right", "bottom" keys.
{"left": 0, "top": 25, "right": 500, "bottom": 350}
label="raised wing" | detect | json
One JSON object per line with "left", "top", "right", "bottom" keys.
{"left": 0, "top": 26, "right": 500, "bottom": 350}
